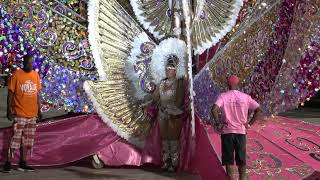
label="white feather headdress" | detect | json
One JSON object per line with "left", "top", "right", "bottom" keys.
{"left": 150, "top": 38, "right": 187, "bottom": 84}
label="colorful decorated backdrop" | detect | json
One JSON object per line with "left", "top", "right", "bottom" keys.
{"left": 0, "top": 1, "right": 96, "bottom": 113}
{"left": 194, "top": 0, "right": 320, "bottom": 121}
{"left": 1, "top": 0, "right": 319, "bottom": 116}
{"left": 0, "top": 7, "right": 48, "bottom": 74}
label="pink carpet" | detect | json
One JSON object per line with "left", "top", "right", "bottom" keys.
{"left": 204, "top": 116, "right": 320, "bottom": 179}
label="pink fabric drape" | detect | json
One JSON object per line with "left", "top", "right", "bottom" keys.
{"left": 0, "top": 113, "right": 227, "bottom": 179}
{"left": 0, "top": 115, "right": 162, "bottom": 166}
{"left": 186, "top": 115, "right": 228, "bottom": 180}
{"left": 96, "top": 120, "right": 162, "bottom": 166}
{"left": 0, "top": 114, "right": 195, "bottom": 169}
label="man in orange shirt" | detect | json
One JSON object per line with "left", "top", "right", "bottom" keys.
{"left": 3, "top": 55, "right": 42, "bottom": 173}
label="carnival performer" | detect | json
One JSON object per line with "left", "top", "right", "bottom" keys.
{"left": 145, "top": 55, "right": 185, "bottom": 172}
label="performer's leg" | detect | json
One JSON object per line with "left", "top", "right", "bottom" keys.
{"left": 159, "top": 119, "right": 170, "bottom": 169}
{"left": 162, "top": 140, "right": 170, "bottom": 169}
{"left": 235, "top": 134, "right": 246, "bottom": 180}
{"left": 221, "top": 134, "right": 235, "bottom": 180}
{"left": 5, "top": 148, "right": 12, "bottom": 162}
{"left": 226, "top": 165, "right": 234, "bottom": 180}
{"left": 3, "top": 117, "right": 25, "bottom": 172}
{"left": 20, "top": 146, "right": 27, "bottom": 162}
{"left": 167, "top": 118, "right": 183, "bottom": 171}
{"left": 3, "top": 148, "right": 13, "bottom": 173}
{"left": 169, "top": 140, "right": 179, "bottom": 171}
{"left": 18, "top": 118, "right": 36, "bottom": 171}
{"left": 9, "top": 118, "right": 25, "bottom": 160}
{"left": 238, "top": 165, "right": 246, "bottom": 180}
{"left": 21, "top": 118, "right": 36, "bottom": 161}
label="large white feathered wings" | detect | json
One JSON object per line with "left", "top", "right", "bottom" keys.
{"left": 84, "top": 0, "right": 187, "bottom": 145}
{"left": 84, "top": 0, "right": 156, "bottom": 145}
{"left": 130, "top": 0, "right": 243, "bottom": 54}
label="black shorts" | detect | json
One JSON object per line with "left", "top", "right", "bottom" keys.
{"left": 221, "top": 133, "right": 246, "bottom": 166}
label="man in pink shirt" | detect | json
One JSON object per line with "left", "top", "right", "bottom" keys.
{"left": 212, "top": 75, "right": 261, "bottom": 180}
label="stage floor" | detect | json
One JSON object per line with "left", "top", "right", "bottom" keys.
{"left": 1, "top": 166, "right": 201, "bottom": 180}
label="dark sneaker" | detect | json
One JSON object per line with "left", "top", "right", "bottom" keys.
{"left": 2, "top": 161, "right": 11, "bottom": 173}
{"left": 17, "top": 161, "right": 35, "bottom": 172}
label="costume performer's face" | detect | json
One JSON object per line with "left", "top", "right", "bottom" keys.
{"left": 166, "top": 67, "right": 176, "bottom": 79}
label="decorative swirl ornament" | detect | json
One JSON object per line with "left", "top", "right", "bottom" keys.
{"left": 12, "top": 3, "right": 34, "bottom": 31}
{"left": 248, "top": 153, "right": 282, "bottom": 176}
{"left": 126, "top": 33, "right": 157, "bottom": 100}
{"left": 135, "top": 57, "right": 156, "bottom": 93}
{"left": 63, "top": 40, "right": 88, "bottom": 60}
{"left": 80, "top": 56, "right": 95, "bottom": 70}
{"left": 140, "top": 41, "right": 156, "bottom": 55}
{"left": 34, "top": 10, "right": 57, "bottom": 47}
{"left": 54, "top": 4, "right": 67, "bottom": 15}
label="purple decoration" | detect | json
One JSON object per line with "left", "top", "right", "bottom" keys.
{"left": 12, "top": 3, "right": 34, "bottom": 31}
{"left": 140, "top": 41, "right": 156, "bottom": 55}
{"left": 136, "top": 42, "right": 157, "bottom": 93}
{"left": 194, "top": 69, "right": 221, "bottom": 122}
{"left": 41, "top": 63, "right": 95, "bottom": 112}
{"left": 34, "top": 10, "right": 57, "bottom": 47}
{"left": 199, "top": 11, "right": 207, "bottom": 20}
{"left": 295, "top": 24, "right": 320, "bottom": 104}
{"left": 79, "top": 56, "right": 95, "bottom": 70}
{"left": 194, "top": 0, "right": 320, "bottom": 117}
{"left": 166, "top": 9, "right": 172, "bottom": 17}
{"left": 244, "top": 0, "right": 297, "bottom": 113}
{"left": 54, "top": 4, "right": 67, "bottom": 15}
{"left": 63, "top": 40, "right": 86, "bottom": 59}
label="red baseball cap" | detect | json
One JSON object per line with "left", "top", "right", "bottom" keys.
{"left": 228, "top": 75, "right": 240, "bottom": 86}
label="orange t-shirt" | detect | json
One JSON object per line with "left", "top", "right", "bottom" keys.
{"left": 8, "top": 69, "right": 42, "bottom": 118}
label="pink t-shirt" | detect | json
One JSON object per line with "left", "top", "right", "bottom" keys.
{"left": 215, "top": 90, "right": 260, "bottom": 135}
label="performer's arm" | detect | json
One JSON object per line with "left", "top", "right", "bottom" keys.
{"left": 211, "top": 104, "right": 225, "bottom": 132}
{"left": 37, "top": 73, "right": 43, "bottom": 122}
{"left": 247, "top": 96, "right": 261, "bottom": 126}
{"left": 248, "top": 108, "right": 261, "bottom": 126}
{"left": 152, "top": 85, "right": 160, "bottom": 102}
{"left": 7, "top": 90, "right": 14, "bottom": 121}
{"left": 212, "top": 94, "right": 223, "bottom": 123}
{"left": 141, "top": 85, "right": 160, "bottom": 114}
{"left": 211, "top": 105, "right": 220, "bottom": 124}
{"left": 174, "top": 78, "right": 185, "bottom": 109}
{"left": 37, "top": 93, "right": 42, "bottom": 122}
{"left": 7, "top": 73, "right": 16, "bottom": 121}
